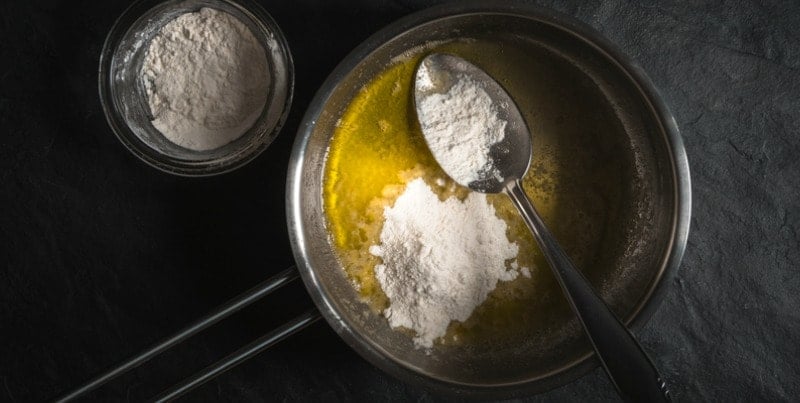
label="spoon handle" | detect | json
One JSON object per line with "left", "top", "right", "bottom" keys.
{"left": 505, "top": 180, "right": 670, "bottom": 402}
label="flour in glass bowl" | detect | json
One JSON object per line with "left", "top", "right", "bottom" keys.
{"left": 141, "top": 7, "right": 270, "bottom": 151}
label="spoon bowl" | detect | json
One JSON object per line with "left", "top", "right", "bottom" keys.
{"left": 415, "top": 53, "right": 531, "bottom": 193}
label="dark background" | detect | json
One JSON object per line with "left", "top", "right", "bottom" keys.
{"left": 1, "top": 0, "right": 799, "bottom": 401}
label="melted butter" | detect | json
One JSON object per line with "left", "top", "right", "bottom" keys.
{"left": 323, "top": 39, "right": 628, "bottom": 346}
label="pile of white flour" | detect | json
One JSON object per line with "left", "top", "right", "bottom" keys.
{"left": 368, "top": 60, "right": 525, "bottom": 348}
{"left": 370, "top": 178, "right": 524, "bottom": 348}
{"left": 415, "top": 61, "right": 507, "bottom": 185}
{"left": 141, "top": 8, "right": 269, "bottom": 151}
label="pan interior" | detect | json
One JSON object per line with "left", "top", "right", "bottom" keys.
{"left": 295, "top": 13, "right": 674, "bottom": 388}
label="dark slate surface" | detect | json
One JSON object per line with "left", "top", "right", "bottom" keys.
{"left": 1, "top": 0, "right": 798, "bottom": 401}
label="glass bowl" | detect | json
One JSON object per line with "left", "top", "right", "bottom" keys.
{"left": 99, "top": 0, "right": 293, "bottom": 176}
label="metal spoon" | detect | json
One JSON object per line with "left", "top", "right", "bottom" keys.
{"left": 414, "top": 53, "right": 670, "bottom": 402}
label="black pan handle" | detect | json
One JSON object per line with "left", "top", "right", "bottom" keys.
{"left": 153, "top": 309, "right": 319, "bottom": 402}
{"left": 56, "top": 266, "right": 317, "bottom": 402}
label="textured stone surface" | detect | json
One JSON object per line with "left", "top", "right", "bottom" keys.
{"left": 1, "top": 0, "right": 798, "bottom": 401}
